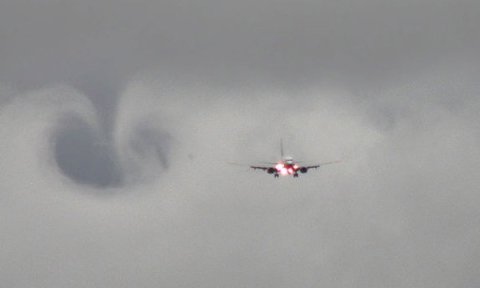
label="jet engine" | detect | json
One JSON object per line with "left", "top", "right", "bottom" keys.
{"left": 299, "top": 167, "right": 308, "bottom": 174}
{"left": 267, "top": 167, "right": 276, "bottom": 174}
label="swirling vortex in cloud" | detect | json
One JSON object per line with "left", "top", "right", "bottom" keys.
{"left": 2, "top": 68, "right": 480, "bottom": 287}
{"left": 0, "top": 75, "right": 368, "bottom": 195}
{"left": 0, "top": 82, "right": 171, "bottom": 192}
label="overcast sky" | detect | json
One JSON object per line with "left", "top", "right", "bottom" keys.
{"left": 1, "top": 1, "right": 480, "bottom": 287}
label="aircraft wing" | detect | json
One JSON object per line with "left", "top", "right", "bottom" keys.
{"left": 228, "top": 162, "right": 273, "bottom": 170}
{"left": 249, "top": 165, "right": 273, "bottom": 171}
{"left": 301, "top": 160, "right": 342, "bottom": 170}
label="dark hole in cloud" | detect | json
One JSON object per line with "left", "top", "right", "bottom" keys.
{"left": 53, "top": 116, "right": 122, "bottom": 188}
{"left": 52, "top": 114, "right": 172, "bottom": 188}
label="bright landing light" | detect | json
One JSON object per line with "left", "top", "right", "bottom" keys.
{"left": 275, "top": 163, "right": 284, "bottom": 170}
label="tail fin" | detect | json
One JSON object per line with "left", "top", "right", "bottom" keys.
{"left": 280, "top": 139, "right": 284, "bottom": 159}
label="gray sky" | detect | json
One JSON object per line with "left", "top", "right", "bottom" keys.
{"left": 1, "top": 1, "right": 480, "bottom": 287}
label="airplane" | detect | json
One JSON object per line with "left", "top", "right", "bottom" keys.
{"left": 249, "top": 140, "right": 341, "bottom": 178}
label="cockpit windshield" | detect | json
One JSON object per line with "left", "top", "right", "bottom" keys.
{"left": 284, "top": 157, "right": 294, "bottom": 164}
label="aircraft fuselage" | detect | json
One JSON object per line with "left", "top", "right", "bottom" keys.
{"left": 274, "top": 157, "right": 300, "bottom": 177}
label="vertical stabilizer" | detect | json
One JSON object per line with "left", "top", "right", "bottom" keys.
{"left": 280, "top": 139, "right": 284, "bottom": 159}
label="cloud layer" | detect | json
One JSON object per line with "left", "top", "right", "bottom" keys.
{"left": 1, "top": 1, "right": 480, "bottom": 287}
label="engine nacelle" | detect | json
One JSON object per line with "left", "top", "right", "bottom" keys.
{"left": 299, "top": 167, "right": 308, "bottom": 174}
{"left": 267, "top": 167, "right": 276, "bottom": 174}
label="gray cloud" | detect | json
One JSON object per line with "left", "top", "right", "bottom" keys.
{"left": 1, "top": 1, "right": 480, "bottom": 287}
{"left": 2, "top": 1, "right": 479, "bottom": 88}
